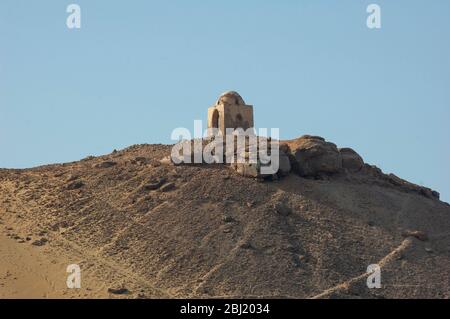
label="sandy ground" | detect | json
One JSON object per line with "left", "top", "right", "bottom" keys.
{"left": 0, "top": 226, "right": 111, "bottom": 299}
{"left": 0, "top": 231, "right": 66, "bottom": 298}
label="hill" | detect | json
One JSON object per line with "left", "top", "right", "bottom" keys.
{"left": 0, "top": 137, "right": 449, "bottom": 298}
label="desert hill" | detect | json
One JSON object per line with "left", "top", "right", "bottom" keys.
{"left": 0, "top": 136, "right": 449, "bottom": 298}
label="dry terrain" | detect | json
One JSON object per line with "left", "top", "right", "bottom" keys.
{"left": 0, "top": 142, "right": 449, "bottom": 298}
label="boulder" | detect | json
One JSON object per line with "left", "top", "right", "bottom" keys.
{"left": 283, "top": 135, "right": 342, "bottom": 177}
{"left": 339, "top": 148, "right": 364, "bottom": 172}
{"left": 277, "top": 150, "right": 292, "bottom": 176}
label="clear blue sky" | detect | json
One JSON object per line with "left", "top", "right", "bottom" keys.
{"left": 1, "top": 1, "right": 449, "bottom": 202}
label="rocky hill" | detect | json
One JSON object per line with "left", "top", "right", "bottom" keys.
{"left": 0, "top": 136, "right": 449, "bottom": 298}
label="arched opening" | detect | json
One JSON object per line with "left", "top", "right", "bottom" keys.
{"left": 211, "top": 109, "right": 219, "bottom": 128}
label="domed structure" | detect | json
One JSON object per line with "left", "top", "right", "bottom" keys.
{"left": 208, "top": 91, "right": 254, "bottom": 134}
{"left": 216, "top": 91, "right": 246, "bottom": 106}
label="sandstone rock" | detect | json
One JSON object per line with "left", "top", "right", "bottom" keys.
{"left": 339, "top": 148, "right": 364, "bottom": 172}
{"left": 284, "top": 135, "right": 342, "bottom": 177}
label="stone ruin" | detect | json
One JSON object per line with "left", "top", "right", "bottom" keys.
{"left": 207, "top": 91, "right": 254, "bottom": 134}
{"left": 168, "top": 91, "right": 440, "bottom": 200}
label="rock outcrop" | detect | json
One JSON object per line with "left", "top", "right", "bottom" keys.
{"left": 339, "top": 147, "right": 364, "bottom": 172}
{"left": 168, "top": 134, "right": 440, "bottom": 200}
{"left": 282, "top": 135, "right": 342, "bottom": 177}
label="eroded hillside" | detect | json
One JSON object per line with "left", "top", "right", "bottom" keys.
{"left": 0, "top": 140, "right": 449, "bottom": 298}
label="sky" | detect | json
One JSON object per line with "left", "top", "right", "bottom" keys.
{"left": 0, "top": 0, "right": 449, "bottom": 202}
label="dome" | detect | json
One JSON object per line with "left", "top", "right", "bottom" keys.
{"left": 216, "top": 91, "right": 246, "bottom": 106}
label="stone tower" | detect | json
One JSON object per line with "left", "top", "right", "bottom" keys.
{"left": 207, "top": 91, "right": 254, "bottom": 135}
